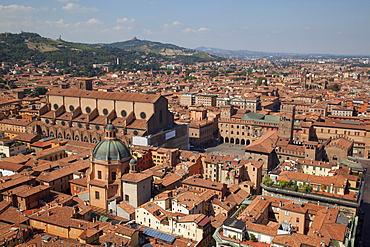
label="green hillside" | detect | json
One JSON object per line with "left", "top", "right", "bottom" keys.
{"left": 106, "top": 37, "right": 222, "bottom": 63}
{"left": 0, "top": 32, "right": 164, "bottom": 76}
{"left": 0, "top": 33, "right": 223, "bottom": 73}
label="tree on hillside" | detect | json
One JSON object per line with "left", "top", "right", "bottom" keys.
{"left": 30, "top": 86, "right": 47, "bottom": 97}
{"left": 328, "top": 84, "right": 340, "bottom": 91}
{"left": 256, "top": 77, "right": 267, "bottom": 86}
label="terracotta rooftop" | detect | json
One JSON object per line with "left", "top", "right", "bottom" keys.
{"left": 47, "top": 88, "right": 161, "bottom": 103}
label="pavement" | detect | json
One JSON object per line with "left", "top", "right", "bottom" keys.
{"left": 203, "top": 143, "right": 246, "bottom": 158}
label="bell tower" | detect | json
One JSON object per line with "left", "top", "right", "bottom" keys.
{"left": 220, "top": 105, "right": 233, "bottom": 119}
{"left": 77, "top": 78, "right": 93, "bottom": 90}
{"left": 278, "top": 107, "right": 295, "bottom": 143}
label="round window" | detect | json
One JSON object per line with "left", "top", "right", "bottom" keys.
{"left": 140, "top": 112, "right": 146, "bottom": 119}
{"left": 121, "top": 110, "right": 127, "bottom": 117}
{"left": 95, "top": 125, "right": 100, "bottom": 130}
{"left": 45, "top": 119, "right": 50, "bottom": 124}
{"left": 103, "top": 109, "right": 109, "bottom": 116}
{"left": 78, "top": 123, "right": 82, "bottom": 128}
{"left": 69, "top": 105, "right": 75, "bottom": 112}
{"left": 86, "top": 107, "right": 91, "bottom": 113}
{"left": 53, "top": 104, "right": 58, "bottom": 110}
{"left": 133, "top": 130, "right": 138, "bottom": 135}
{"left": 61, "top": 121, "right": 65, "bottom": 126}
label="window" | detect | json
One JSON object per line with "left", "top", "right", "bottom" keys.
{"left": 103, "top": 108, "right": 109, "bottom": 115}
{"left": 112, "top": 172, "right": 116, "bottom": 180}
{"left": 285, "top": 211, "right": 290, "bottom": 216}
{"left": 95, "top": 191, "right": 100, "bottom": 200}
{"left": 159, "top": 110, "right": 163, "bottom": 123}
{"left": 69, "top": 105, "right": 75, "bottom": 112}
{"left": 125, "top": 194, "right": 129, "bottom": 202}
{"left": 53, "top": 104, "right": 59, "bottom": 110}
{"left": 98, "top": 171, "right": 102, "bottom": 179}
{"left": 296, "top": 217, "right": 300, "bottom": 223}
{"left": 85, "top": 107, "right": 91, "bottom": 113}
{"left": 140, "top": 112, "right": 146, "bottom": 119}
{"left": 121, "top": 110, "right": 127, "bottom": 117}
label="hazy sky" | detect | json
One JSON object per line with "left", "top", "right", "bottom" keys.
{"left": 1, "top": 0, "right": 369, "bottom": 55}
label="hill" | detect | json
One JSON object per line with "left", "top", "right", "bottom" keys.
{"left": 0, "top": 32, "right": 223, "bottom": 76}
{"left": 0, "top": 32, "right": 165, "bottom": 75}
{"left": 105, "top": 37, "right": 222, "bottom": 63}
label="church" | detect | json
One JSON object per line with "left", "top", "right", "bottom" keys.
{"left": 37, "top": 78, "right": 189, "bottom": 150}
{"left": 87, "top": 121, "right": 152, "bottom": 217}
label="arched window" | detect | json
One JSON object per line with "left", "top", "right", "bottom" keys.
{"left": 159, "top": 110, "right": 163, "bottom": 124}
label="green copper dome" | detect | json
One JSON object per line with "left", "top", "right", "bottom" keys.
{"left": 92, "top": 122, "right": 131, "bottom": 162}
{"left": 92, "top": 139, "right": 131, "bottom": 161}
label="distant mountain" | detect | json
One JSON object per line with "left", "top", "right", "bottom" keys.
{"left": 105, "top": 37, "right": 223, "bottom": 63}
{"left": 195, "top": 46, "right": 345, "bottom": 59}
{"left": 196, "top": 46, "right": 273, "bottom": 58}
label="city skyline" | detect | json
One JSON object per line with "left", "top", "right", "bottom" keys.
{"left": 1, "top": 0, "right": 370, "bottom": 55}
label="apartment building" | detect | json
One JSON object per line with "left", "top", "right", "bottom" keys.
{"left": 214, "top": 195, "right": 351, "bottom": 247}
{"left": 136, "top": 201, "right": 213, "bottom": 246}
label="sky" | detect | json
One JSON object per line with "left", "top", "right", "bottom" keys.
{"left": 1, "top": 0, "right": 370, "bottom": 55}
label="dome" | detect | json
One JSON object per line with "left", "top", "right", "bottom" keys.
{"left": 92, "top": 139, "right": 131, "bottom": 162}
{"left": 105, "top": 122, "right": 116, "bottom": 131}
{"left": 129, "top": 158, "right": 137, "bottom": 165}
